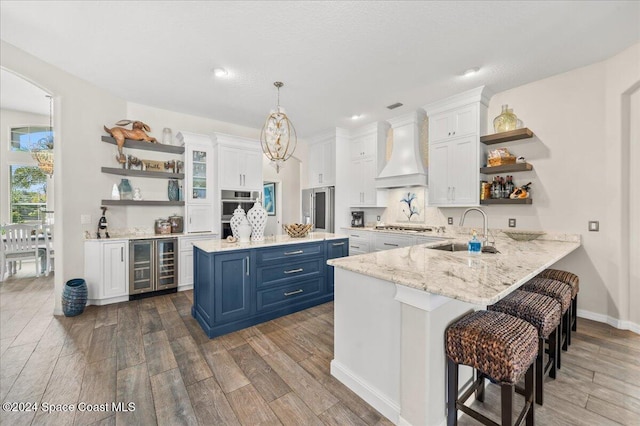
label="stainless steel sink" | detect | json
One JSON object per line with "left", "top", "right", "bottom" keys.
{"left": 429, "top": 243, "right": 469, "bottom": 252}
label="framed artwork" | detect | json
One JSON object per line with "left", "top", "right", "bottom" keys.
{"left": 264, "top": 182, "right": 276, "bottom": 216}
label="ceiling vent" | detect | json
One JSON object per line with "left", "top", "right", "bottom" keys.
{"left": 386, "top": 102, "right": 403, "bottom": 110}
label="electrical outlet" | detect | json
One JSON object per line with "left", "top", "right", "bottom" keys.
{"left": 508, "top": 218, "right": 517, "bottom": 228}
{"left": 448, "top": 217, "right": 454, "bottom": 225}
{"left": 376, "top": 216, "right": 381, "bottom": 221}
{"left": 81, "top": 214, "right": 92, "bottom": 225}
{"left": 588, "top": 221, "right": 599, "bottom": 232}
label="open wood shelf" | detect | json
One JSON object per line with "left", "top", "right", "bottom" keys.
{"left": 102, "top": 136, "right": 185, "bottom": 154}
{"left": 480, "top": 163, "right": 533, "bottom": 174}
{"left": 101, "top": 200, "right": 185, "bottom": 207}
{"left": 480, "top": 128, "right": 534, "bottom": 145}
{"left": 480, "top": 198, "right": 533, "bottom": 205}
{"left": 101, "top": 167, "right": 184, "bottom": 179}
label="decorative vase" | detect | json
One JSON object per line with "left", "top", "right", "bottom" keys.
{"left": 230, "top": 204, "right": 247, "bottom": 239}
{"left": 162, "top": 127, "right": 173, "bottom": 145}
{"left": 62, "top": 278, "right": 87, "bottom": 317}
{"left": 133, "top": 188, "right": 142, "bottom": 201}
{"left": 118, "top": 178, "right": 133, "bottom": 200}
{"left": 168, "top": 179, "right": 179, "bottom": 201}
{"left": 247, "top": 200, "right": 267, "bottom": 242}
{"left": 238, "top": 217, "right": 252, "bottom": 243}
{"left": 111, "top": 183, "right": 120, "bottom": 200}
{"left": 493, "top": 104, "right": 518, "bottom": 133}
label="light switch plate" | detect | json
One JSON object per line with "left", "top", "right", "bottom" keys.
{"left": 376, "top": 216, "right": 380, "bottom": 221}
{"left": 448, "top": 217, "right": 454, "bottom": 225}
{"left": 589, "top": 221, "right": 599, "bottom": 231}
{"left": 81, "top": 214, "right": 92, "bottom": 225}
{"left": 508, "top": 218, "right": 517, "bottom": 228}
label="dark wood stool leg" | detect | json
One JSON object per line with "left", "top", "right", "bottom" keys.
{"left": 572, "top": 295, "right": 578, "bottom": 332}
{"left": 535, "top": 338, "right": 543, "bottom": 405}
{"left": 556, "top": 322, "right": 562, "bottom": 369}
{"left": 525, "top": 362, "right": 535, "bottom": 426}
{"left": 447, "top": 358, "right": 458, "bottom": 426}
{"left": 476, "top": 372, "right": 485, "bottom": 403}
{"left": 562, "top": 309, "right": 570, "bottom": 351}
{"left": 567, "top": 303, "right": 573, "bottom": 346}
{"left": 501, "top": 384, "right": 513, "bottom": 426}
{"left": 549, "top": 327, "right": 558, "bottom": 379}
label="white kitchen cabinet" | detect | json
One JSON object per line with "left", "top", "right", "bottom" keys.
{"left": 349, "top": 122, "right": 389, "bottom": 207}
{"left": 425, "top": 86, "right": 489, "bottom": 207}
{"left": 308, "top": 137, "right": 335, "bottom": 188}
{"left": 216, "top": 136, "right": 263, "bottom": 191}
{"left": 84, "top": 240, "right": 129, "bottom": 305}
{"left": 178, "top": 234, "right": 217, "bottom": 290}
{"left": 179, "top": 131, "right": 216, "bottom": 233}
{"left": 219, "top": 146, "right": 263, "bottom": 190}
{"left": 373, "top": 233, "right": 417, "bottom": 252}
{"left": 429, "top": 104, "right": 478, "bottom": 144}
{"left": 342, "top": 228, "right": 373, "bottom": 255}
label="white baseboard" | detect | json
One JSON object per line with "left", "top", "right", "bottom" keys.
{"left": 577, "top": 309, "right": 640, "bottom": 334}
{"left": 178, "top": 284, "right": 193, "bottom": 292}
{"left": 330, "top": 360, "right": 400, "bottom": 424}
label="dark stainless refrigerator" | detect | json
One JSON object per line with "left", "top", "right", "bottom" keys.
{"left": 301, "top": 186, "right": 335, "bottom": 233}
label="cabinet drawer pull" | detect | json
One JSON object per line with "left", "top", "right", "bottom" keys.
{"left": 350, "top": 245, "right": 360, "bottom": 249}
{"left": 245, "top": 256, "right": 250, "bottom": 276}
{"left": 350, "top": 234, "right": 360, "bottom": 238}
{"left": 284, "top": 250, "right": 303, "bottom": 255}
{"left": 383, "top": 243, "right": 399, "bottom": 247}
{"left": 284, "top": 268, "right": 303, "bottom": 274}
{"left": 284, "top": 289, "right": 304, "bottom": 297}
{"left": 121, "top": 247, "right": 124, "bottom": 262}
{"left": 332, "top": 242, "right": 345, "bottom": 246}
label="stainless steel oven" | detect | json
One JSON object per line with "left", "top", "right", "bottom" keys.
{"left": 221, "top": 190, "right": 260, "bottom": 238}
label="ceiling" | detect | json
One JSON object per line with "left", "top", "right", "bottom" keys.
{"left": 0, "top": 69, "right": 50, "bottom": 115}
{"left": 1, "top": 1, "right": 638, "bottom": 137}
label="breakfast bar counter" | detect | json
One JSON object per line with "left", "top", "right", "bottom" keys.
{"left": 327, "top": 231, "right": 581, "bottom": 426}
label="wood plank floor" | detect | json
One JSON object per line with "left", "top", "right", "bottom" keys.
{"left": 1, "top": 272, "right": 639, "bottom": 425}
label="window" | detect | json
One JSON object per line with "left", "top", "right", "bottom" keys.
{"left": 10, "top": 165, "right": 47, "bottom": 223}
{"left": 10, "top": 126, "right": 52, "bottom": 152}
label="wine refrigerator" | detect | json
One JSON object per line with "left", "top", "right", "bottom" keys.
{"left": 129, "top": 238, "right": 178, "bottom": 296}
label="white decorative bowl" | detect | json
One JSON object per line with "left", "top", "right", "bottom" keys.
{"left": 503, "top": 230, "right": 545, "bottom": 242}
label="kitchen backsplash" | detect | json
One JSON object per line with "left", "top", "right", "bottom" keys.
{"left": 377, "top": 187, "right": 447, "bottom": 226}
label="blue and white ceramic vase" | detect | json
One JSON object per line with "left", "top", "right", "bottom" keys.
{"left": 230, "top": 204, "right": 246, "bottom": 239}
{"left": 247, "top": 200, "right": 267, "bottom": 242}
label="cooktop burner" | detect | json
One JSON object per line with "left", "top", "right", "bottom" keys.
{"left": 374, "top": 225, "right": 434, "bottom": 233}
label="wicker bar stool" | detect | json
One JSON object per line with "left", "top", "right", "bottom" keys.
{"left": 537, "top": 269, "right": 579, "bottom": 344}
{"left": 521, "top": 277, "right": 572, "bottom": 368}
{"left": 446, "top": 310, "right": 537, "bottom": 426}
{"left": 488, "top": 290, "right": 562, "bottom": 405}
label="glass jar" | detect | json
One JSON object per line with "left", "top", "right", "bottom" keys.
{"left": 118, "top": 178, "right": 133, "bottom": 200}
{"left": 493, "top": 104, "right": 518, "bottom": 133}
{"left": 162, "top": 128, "right": 173, "bottom": 145}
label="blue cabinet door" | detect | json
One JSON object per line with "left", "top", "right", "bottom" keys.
{"left": 214, "top": 250, "right": 254, "bottom": 323}
{"left": 325, "top": 239, "right": 349, "bottom": 293}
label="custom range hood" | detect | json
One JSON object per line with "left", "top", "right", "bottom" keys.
{"left": 375, "top": 110, "right": 427, "bottom": 188}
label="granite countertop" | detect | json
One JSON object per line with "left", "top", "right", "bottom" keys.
{"left": 194, "top": 232, "right": 347, "bottom": 253}
{"left": 85, "top": 232, "right": 218, "bottom": 241}
{"left": 328, "top": 230, "right": 581, "bottom": 305}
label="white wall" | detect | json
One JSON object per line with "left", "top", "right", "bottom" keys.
{"left": 440, "top": 43, "right": 640, "bottom": 330}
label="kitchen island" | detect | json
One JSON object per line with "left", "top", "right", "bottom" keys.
{"left": 327, "top": 230, "right": 581, "bottom": 426}
{"left": 192, "top": 233, "right": 348, "bottom": 338}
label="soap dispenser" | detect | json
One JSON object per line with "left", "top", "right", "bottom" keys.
{"left": 468, "top": 230, "right": 481, "bottom": 255}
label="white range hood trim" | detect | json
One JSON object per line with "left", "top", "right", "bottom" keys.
{"left": 376, "top": 109, "right": 427, "bottom": 189}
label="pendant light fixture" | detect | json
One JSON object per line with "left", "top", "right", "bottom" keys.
{"left": 260, "top": 81, "right": 297, "bottom": 173}
{"left": 31, "top": 95, "right": 54, "bottom": 176}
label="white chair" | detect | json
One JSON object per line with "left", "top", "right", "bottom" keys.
{"left": 1, "top": 224, "right": 43, "bottom": 279}
{"left": 42, "top": 224, "right": 55, "bottom": 276}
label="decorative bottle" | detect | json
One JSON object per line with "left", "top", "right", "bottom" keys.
{"left": 168, "top": 179, "right": 180, "bottom": 201}
{"left": 247, "top": 199, "right": 267, "bottom": 242}
{"left": 118, "top": 178, "right": 133, "bottom": 200}
{"left": 493, "top": 104, "right": 518, "bottom": 133}
{"left": 230, "top": 205, "right": 246, "bottom": 239}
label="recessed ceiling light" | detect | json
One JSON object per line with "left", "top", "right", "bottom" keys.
{"left": 351, "top": 114, "right": 362, "bottom": 120}
{"left": 463, "top": 67, "right": 480, "bottom": 77}
{"left": 212, "top": 67, "right": 228, "bottom": 77}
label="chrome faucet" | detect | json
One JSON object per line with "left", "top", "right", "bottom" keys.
{"left": 460, "top": 208, "right": 489, "bottom": 246}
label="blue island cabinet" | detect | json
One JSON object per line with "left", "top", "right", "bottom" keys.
{"left": 192, "top": 238, "right": 348, "bottom": 338}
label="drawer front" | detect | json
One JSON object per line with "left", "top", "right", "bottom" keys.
{"left": 345, "top": 231, "right": 371, "bottom": 244}
{"left": 257, "top": 258, "right": 323, "bottom": 289}
{"left": 180, "top": 235, "right": 216, "bottom": 251}
{"left": 257, "top": 277, "right": 322, "bottom": 312}
{"left": 348, "top": 241, "right": 370, "bottom": 254}
{"left": 257, "top": 242, "right": 323, "bottom": 265}
{"left": 373, "top": 234, "right": 416, "bottom": 251}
